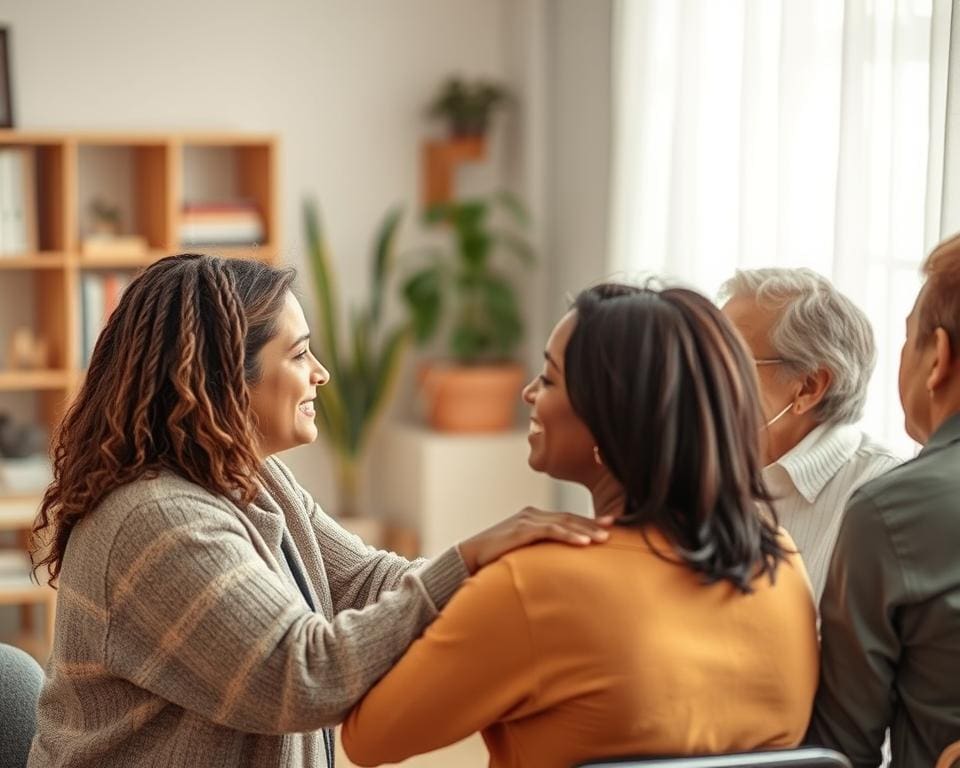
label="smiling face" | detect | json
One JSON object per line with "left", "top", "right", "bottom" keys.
{"left": 521, "top": 310, "right": 599, "bottom": 483}
{"left": 248, "top": 292, "right": 329, "bottom": 458}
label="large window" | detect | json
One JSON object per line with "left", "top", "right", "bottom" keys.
{"left": 609, "top": 0, "right": 951, "bottom": 457}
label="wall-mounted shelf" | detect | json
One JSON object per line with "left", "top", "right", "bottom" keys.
{"left": 421, "top": 137, "right": 486, "bottom": 206}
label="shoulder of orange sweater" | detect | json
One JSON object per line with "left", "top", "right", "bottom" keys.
{"left": 488, "top": 527, "right": 647, "bottom": 594}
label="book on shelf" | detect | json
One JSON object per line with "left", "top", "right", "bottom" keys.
{"left": 81, "top": 235, "right": 148, "bottom": 259}
{"left": 180, "top": 200, "right": 264, "bottom": 247}
{"left": 0, "top": 146, "right": 38, "bottom": 257}
{"left": 80, "top": 271, "right": 132, "bottom": 366}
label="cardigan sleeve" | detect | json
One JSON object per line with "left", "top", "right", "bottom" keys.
{"left": 101, "top": 495, "right": 468, "bottom": 733}
{"left": 342, "top": 558, "right": 538, "bottom": 766}
{"left": 268, "top": 456, "right": 468, "bottom": 613}
{"left": 806, "top": 490, "right": 902, "bottom": 767}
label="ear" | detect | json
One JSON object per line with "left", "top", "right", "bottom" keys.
{"left": 794, "top": 367, "right": 832, "bottom": 416}
{"left": 925, "top": 327, "right": 954, "bottom": 392}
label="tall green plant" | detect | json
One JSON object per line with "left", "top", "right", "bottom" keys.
{"left": 304, "top": 201, "right": 409, "bottom": 516}
{"left": 401, "top": 192, "right": 534, "bottom": 363}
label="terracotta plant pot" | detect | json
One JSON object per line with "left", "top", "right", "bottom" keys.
{"left": 420, "top": 362, "right": 526, "bottom": 432}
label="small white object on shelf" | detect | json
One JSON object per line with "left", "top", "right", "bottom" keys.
{"left": 0, "top": 455, "right": 52, "bottom": 495}
{"left": 0, "top": 549, "right": 32, "bottom": 588}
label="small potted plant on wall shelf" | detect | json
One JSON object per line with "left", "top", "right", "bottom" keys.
{"left": 402, "top": 191, "right": 534, "bottom": 432}
{"left": 428, "top": 76, "right": 509, "bottom": 140}
{"left": 422, "top": 77, "right": 511, "bottom": 207}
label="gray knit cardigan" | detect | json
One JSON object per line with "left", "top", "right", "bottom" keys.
{"left": 28, "top": 457, "right": 468, "bottom": 767}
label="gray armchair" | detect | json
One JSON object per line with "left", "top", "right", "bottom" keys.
{"left": 0, "top": 643, "right": 44, "bottom": 768}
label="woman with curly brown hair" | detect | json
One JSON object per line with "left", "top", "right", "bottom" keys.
{"left": 26, "top": 253, "right": 611, "bottom": 768}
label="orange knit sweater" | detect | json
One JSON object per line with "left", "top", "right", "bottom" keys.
{"left": 343, "top": 527, "right": 819, "bottom": 768}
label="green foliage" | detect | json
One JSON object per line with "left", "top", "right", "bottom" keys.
{"left": 428, "top": 77, "right": 509, "bottom": 138}
{"left": 304, "top": 201, "right": 409, "bottom": 462}
{"left": 401, "top": 192, "right": 534, "bottom": 364}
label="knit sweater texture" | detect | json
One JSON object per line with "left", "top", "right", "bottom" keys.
{"left": 28, "top": 457, "right": 468, "bottom": 767}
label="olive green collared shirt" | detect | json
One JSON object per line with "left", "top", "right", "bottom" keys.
{"left": 807, "top": 413, "right": 960, "bottom": 768}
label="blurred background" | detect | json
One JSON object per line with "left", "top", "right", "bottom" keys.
{"left": 0, "top": 1, "right": 956, "bottom": 763}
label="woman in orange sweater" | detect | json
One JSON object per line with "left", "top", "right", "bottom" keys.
{"left": 343, "top": 283, "right": 820, "bottom": 767}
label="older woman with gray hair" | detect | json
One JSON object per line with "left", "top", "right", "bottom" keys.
{"left": 720, "top": 267, "right": 900, "bottom": 599}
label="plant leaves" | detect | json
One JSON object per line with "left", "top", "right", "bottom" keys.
{"left": 491, "top": 229, "right": 535, "bottom": 266}
{"left": 460, "top": 231, "right": 490, "bottom": 268}
{"left": 482, "top": 274, "right": 523, "bottom": 357}
{"left": 303, "top": 201, "right": 342, "bottom": 382}
{"left": 371, "top": 206, "right": 403, "bottom": 326}
{"left": 305, "top": 201, "right": 408, "bottom": 461}
{"left": 494, "top": 190, "right": 529, "bottom": 227}
{"left": 451, "top": 323, "right": 488, "bottom": 363}
{"left": 402, "top": 266, "right": 444, "bottom": 342}
{"left": 359, "top": 326, "right": 410, "bottom": 451}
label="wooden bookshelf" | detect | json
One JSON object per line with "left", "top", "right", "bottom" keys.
{"left": 0, "top": 130, "right": 280, "bottom": 660}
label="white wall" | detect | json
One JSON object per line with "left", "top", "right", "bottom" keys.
{"left": 544, "top": 0, "right": 614, "bottom": 514}
{"left": 0, "top": 0, "right": 619, "bottom": 518}
{"left": 0, "top": 0, "right": 516, "bottom": 504}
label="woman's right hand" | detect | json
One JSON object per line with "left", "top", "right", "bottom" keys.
{"left": 457, "top": 508, "right": 614, "bottom": 575}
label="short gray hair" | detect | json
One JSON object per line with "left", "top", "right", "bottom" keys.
{"left": 718, "top": 267, "right": 875, "bottom": 425}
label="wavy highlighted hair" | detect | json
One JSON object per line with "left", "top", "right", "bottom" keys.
{"left": 32, "top": 254, "right": 296, "bottom": 585}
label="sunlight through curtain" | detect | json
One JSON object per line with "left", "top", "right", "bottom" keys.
{"left": 609, "top": 0, "right": 952, "bottom": 457}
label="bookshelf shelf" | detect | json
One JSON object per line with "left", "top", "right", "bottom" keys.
{"left": 0, "top": 254, "right": 67, "bottom": 270}
{"left": 0, "top": 583, "right": 52, "bottom": 606}
{"left": 0, "top": 369, "right": 71, "bottom": 391}
{"left": 0, "top": 130, "right": 279, "bottom": 661}
{"left": 206, "top": 243, "right": 278, "bottom": 261}
{"left": 0, "top": 494, "right": 42, "bottom": 531}
{"left": 77, "top": 249, "right": 169, "bottom": 270}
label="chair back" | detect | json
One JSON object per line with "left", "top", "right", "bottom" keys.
{"left": 937, "top": 740, "right": 960, "bottom": 768}
{"left": 0, "top": 643, "right": 44, "bottom": 768}
{"left": 575, "top": 747, "right": 852, "bottom": 768}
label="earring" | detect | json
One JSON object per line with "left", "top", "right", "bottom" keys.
{"left": 593, "top": 445, "right": 603, "bottom": 466}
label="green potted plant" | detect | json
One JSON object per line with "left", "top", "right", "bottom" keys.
{"left": 428, "top": 77, "right": 509, "bottom": 139}
{"left": 401, "top": 191, "right": 534, "bottom": 432}
{"left": 304, "top": 201, "right": 409, "bottom": 518}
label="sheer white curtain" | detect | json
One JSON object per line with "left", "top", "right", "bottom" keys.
{"left": 609, "top": 0, "right": 952, "bottom": 457}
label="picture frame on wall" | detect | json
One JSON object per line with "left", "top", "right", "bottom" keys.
{"left": 0, "top": 28, "right": 12, "bottom": 129}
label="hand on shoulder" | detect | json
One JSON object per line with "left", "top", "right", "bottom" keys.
{"left": 456, "top": 507, "right": 614, "bottom": 574}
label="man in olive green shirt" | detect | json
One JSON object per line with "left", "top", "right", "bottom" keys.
{"left": 808, "top": 234, "right": 960, "bottom": 767}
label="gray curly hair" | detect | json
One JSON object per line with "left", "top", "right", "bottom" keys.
{"left": 718, "top": 267, "right": 875, "bottom": 426}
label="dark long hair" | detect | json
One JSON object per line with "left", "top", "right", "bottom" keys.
{"left": 32, "top": 254, "right": 296, "bottom": 585}
{"left": 565, "top": 283, "right": 785, "bottom": 593}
